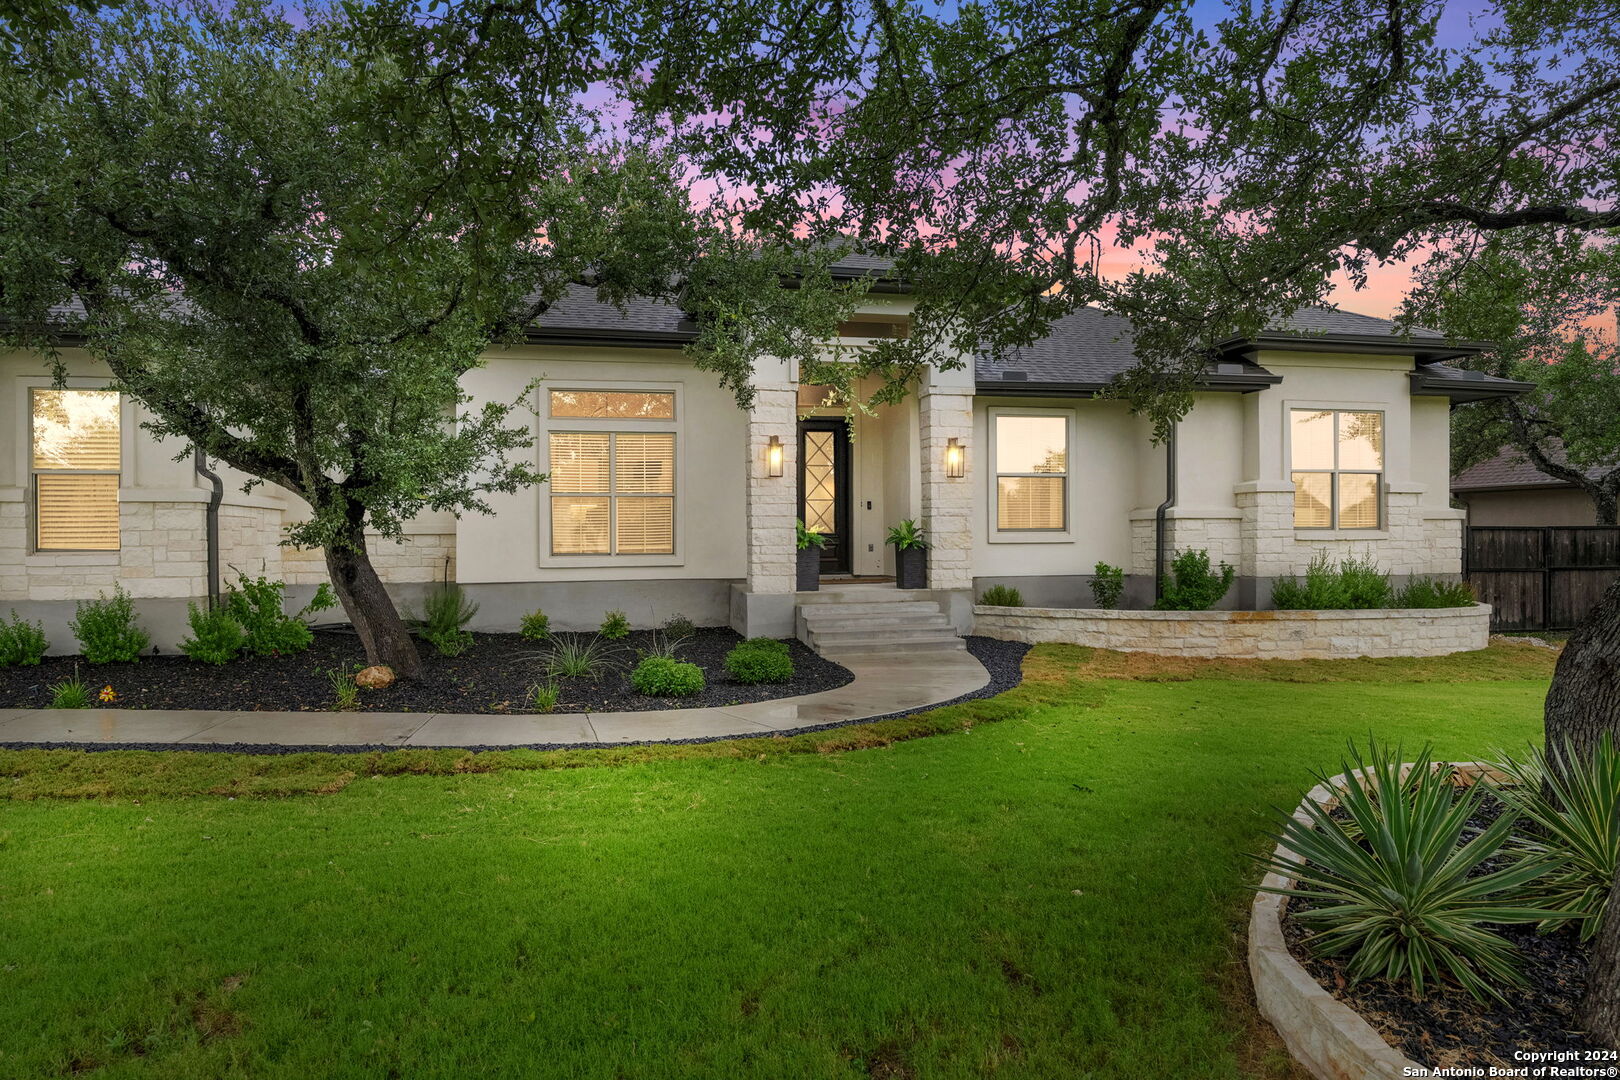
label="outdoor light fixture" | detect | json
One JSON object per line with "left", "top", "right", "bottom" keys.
{"left": 945, "top": 438, "right": 965, "bottom": 478}
{"left": 766, "top": 435, "right": 784, "bottom": 477}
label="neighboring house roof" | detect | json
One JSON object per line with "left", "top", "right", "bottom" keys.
{"left": 1452, "top": 441, "right": 1608, "bottom": 492}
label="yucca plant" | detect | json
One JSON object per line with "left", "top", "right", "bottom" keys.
{"left": 1490, "top": 735, "right": 1620, "bottom": 941}
{"left": 544, "top": 635, "right": 617, "bottom": 680}
{"left": 1260, "top": 741, "right": 1560, "bottom": 1001}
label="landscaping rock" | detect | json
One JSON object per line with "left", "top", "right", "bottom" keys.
{"left": 355, "top": 665, "right": 396, "bottom": 689}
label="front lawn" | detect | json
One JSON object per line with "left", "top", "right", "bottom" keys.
{"left": 0, "top": 643, "right": 1556, "bottom": 1079}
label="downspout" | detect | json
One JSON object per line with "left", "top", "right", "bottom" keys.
{"left": 193, "top": 447, "right": 223, "bottom": 609}
{"left": 1153, "top": 423, "right": 1178, "bottom": 602}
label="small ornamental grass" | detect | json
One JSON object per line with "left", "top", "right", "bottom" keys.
{"left": 411, "top": 582, "right": 479, "bottom": 656}
{"left": 526, "top": 681, "right": 561, "bottom": 713}
{"left": 47, "top": 676, "right": 92, "bottom": 710}
{"left": 1490, "top": 735, "right": 1620, "bottom": 941}
{"left": 631, "top": 656, "right": 705, "bottom": 697}
{"left": 180, "top": 603, "right": 249, "bottom": 665}
{"left": 0, "top": 610, "right": 48, "bottom": 667}
{"left": 544, "top": 635, "right": 616, "bottom": 680}
{"left": 326, "top": 665, "right": 361, "bottom": 711}
{"left": 1261, "top": 741, "right": 1559, "bottom": 1001}
{"left": 724, "top": 638, "right": 794, "bottom": 684}
{"left": 70, "top": 585, "right": 150, "bottom": 663}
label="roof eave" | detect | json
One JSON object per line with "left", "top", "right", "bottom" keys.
{"left": 1409, "top": 370, "right": 1535, "bottom": 403}
{"left": 1215, "top": 332, "right": 1497, "bottom": 364}
{"left": 521, "top": 328, "right": 697, "bottom": 349}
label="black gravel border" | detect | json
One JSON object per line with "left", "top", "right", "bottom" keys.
{"left": 0, "top": 636, "right": 1029, "bottom": 756}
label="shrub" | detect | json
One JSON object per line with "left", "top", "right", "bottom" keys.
{"left": 631, "top": 656, "right": 705, "bottom": 697}
{"left": 662, "top": 613, "right": 697, "bottom": 641}
{"left": 412, "top": 582, "right": 479, "bottom": 656}
{"left": 70, "top": 585, "right": 151, "bottom": 663}
{"left": 0, "top": 610, "right": 48, "bottom": 667}
{"left": 1272, "top": 552, "right": 1392, "bottom": 610}
{"left": 1491, "top": 736, "right": 1620, "bottom": 941}
{"left": 527, "top": 681, "right": 561, "bottom": 713}
{"left": 179, "top": 603, "right": 247, "bottom": 665}
{"left": 1261, "top": 741, "right": 1558, "bottom": 1001}
{"left": 1396, "top": 577, "right": 1476, "bottom": 608}
{"left": 48, "top": 676, "right": 92, "bottom": 709}
{"left": 545, "top": 635, "right": 614, "bottom": 680}
{"left": 225, "top": 573, "right": 314, "bottom": 656}
{"left": 725, "top": 638, "right": 795, "bottom": 684}
{"left": 600, "top": 609, "right": 630, "bottom": 640}
{"left": 519, "top": 609, "right": 551, "bottom": 642}
{"left": 1154, "top": 549, "right": 1234, "bottom": 611}
{"left": 978, "top": 585, "right": 1023, "bottom": 607}
{"left": 1089, "top": 563, "right": 1125, "bottom": 609}
{"left": 885, "top": 518, "right": 926, "bottom": 550}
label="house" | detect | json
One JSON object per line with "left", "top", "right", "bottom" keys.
{"left": 1452, "top": 442, "right": 1605, "bottom": 526}
{"left": 1, "top": 264, "right": 1531, "bottom": 653}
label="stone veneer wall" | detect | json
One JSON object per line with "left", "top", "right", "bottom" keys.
{"left": 919, "top": 385, "right": 975, "bottom": 593}
{"left": 1237, "top": 489, "right": 1462, "bottom": 580}
{"left": 0, "top": 497, "right": 211, "bottom": 603}
{"left": 973, "top": 603, "right": 1490, "bottom": 659}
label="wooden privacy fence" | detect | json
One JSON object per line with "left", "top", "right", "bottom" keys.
{"left": 1465, "top": 526, "right": 1620, "bottom": 632}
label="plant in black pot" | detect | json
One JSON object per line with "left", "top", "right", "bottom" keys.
{"left": 887, "top": 518, "right": 928, "bottom": 590}
{"left": 796, "top": 519, "right": 826, "bottom": 591}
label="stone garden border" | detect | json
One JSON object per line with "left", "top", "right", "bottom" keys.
{"left": 972, "top": 603, "right": 1491, "bottom": 660}
{"left": 1248, "top": 762, "right": 1501, "bottom": 1080}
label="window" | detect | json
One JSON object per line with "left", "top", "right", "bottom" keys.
{"left": 30, "top": 389, "right": 121, "bottom": 552}
{"left": 547, "top": 390, "right": 676, "bottom": 556}
{"left": 1290, "top": 409, "right": 1383, "bottom": 529}
{"left": 548, "top": 389, "right": 674, "bottom": 420}
{"left": 994, "top": 414, "right": 1068, "bottom": 531}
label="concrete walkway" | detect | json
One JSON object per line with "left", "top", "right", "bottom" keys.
{"left": 0, "top": 650, "right": 991, "bottom": 749}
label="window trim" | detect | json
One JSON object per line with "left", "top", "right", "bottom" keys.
{"left": 987, "top": 407, "right": 1075, "bottom": 543}
{"left": 1287, "top": 406, "right": 1386, "bottom": 532}
{"left": 27, "top": 385, "right": 125, "bottom": 554}
{"left": 538, "top": 382, "right": 685, "bottom": 567}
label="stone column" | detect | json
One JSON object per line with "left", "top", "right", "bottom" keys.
{"left": 730, "top": 357, "right": 800, "bottom": 638}
{"left": 919, "top": 369, "right": 975, "bottom": 629}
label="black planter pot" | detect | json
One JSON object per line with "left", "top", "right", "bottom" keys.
{"left": 895, "top": 545, "right": 928, "bottom": 590}
{"left": 796, "top": 546, "right": 822, "bottom": 591}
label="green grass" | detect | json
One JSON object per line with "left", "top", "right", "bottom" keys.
{"left": 0, "top": 643, "right": 1556, "bottom": 1079}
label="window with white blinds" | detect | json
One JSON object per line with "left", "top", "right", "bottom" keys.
{"left": 993, "top": 413, "right": 1069, "bottom": 532}
{"left": 549, "top": 429, "right": 676, "bottom": 555}
{"left": 31, "top": 389, "right": 121, "bottom": 551}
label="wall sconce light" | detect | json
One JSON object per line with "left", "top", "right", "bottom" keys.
{"left": 766, "top": 435, "right": 784, "bottom": 477}
{"left": 945, "top": 438, "right": 965, "bottom": 478}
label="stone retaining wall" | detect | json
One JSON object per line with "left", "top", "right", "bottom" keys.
{"left": 972, "top": 603, "right": 1490, "bottom": 659}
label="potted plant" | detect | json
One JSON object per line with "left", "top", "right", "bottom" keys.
{"left": 887, "top": 518, "right": 928, "bottom": 590}
{"left": 796, "top": 519, "right": 826, "bottom": 591}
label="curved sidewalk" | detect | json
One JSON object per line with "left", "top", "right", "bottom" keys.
{"left": 0, "top": 649, "right": 991, "bottom": 750}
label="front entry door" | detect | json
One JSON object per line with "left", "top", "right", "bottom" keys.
{"left": 798, "top": 419, "right": 852, "bottom": 574}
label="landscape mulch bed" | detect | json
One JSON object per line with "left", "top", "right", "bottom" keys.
{"left": 0, "top": 627, "right": 853, "bottom": 714}
{"left": 1282, "top": 798, "right": 1595, "bottom": 1071}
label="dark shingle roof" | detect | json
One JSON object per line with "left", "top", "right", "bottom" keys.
{"left": 1271, "top": 308, "right": 1444, "bottom": 339}
{"left": 1452, "top": 441, "right": 1607, "bottom": 491}
{"left": 976, "top": 306, "right": 1140, "bottom": 387}
{"left": 525, "top": 284, "right": 695, "bottom": 343}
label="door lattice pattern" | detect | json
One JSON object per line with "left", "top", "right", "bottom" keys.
{"left": 803, "top": 430, "right": 837, "bottom": 534}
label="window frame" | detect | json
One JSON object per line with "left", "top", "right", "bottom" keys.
{"left": 539, "top": 383, "right": 683, "bottom": 566}
{"left": 987, "top": 407, "right": 1075, "bottom": 543}
{"left": 1287, "top": 407, "right": 1386, "bottom": 533}
{"left": 27, "top": 385, "right": 124, "bottom": 554}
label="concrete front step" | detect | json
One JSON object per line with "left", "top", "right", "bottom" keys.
{"left": 805, "top": 625, "right": 958, "bottom": 646}
{"left": 796, "top": 588, "right": 935, "bottom": 605}
{"left": 798, "top": 601, "right": 943, "bottom": 618}
{"left": 818, "top": 639, "right": 967, "bottom": 661}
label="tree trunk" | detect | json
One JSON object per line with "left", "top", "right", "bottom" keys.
{"left": 323, "top": 525, "right": 423, "bottom": 680}
{"left": 1544, "top": 575, "right": 1620, "bottom": 763}
{"left": 1585, "top": 861, "right": 1620, "bottom": 1045}
{"left": 1544, "top": 574, "right": 1620, "bottom": 1046}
